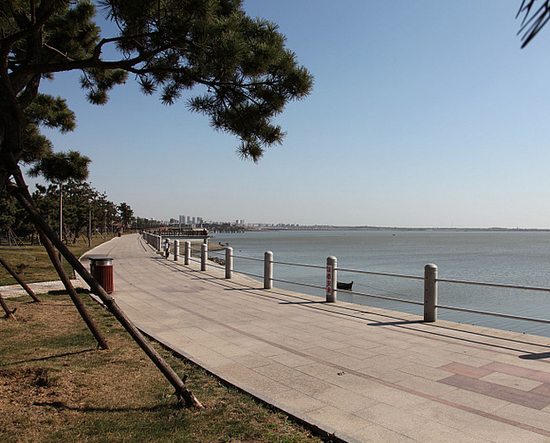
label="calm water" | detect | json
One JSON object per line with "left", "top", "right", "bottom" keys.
{"left": 208, "top": 229, "right": 550, "bottom": 338}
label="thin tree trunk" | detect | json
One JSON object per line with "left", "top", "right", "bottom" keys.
{"left": 37, "top": 231, "right": 110, "bottom": 350}
{"left": 0, "top": 293, "right": 17, "bottom": 320}
{"left": 0, "top": 256, "right": 41, "bottom": 302}
{"left": 8, "top": 179, "right": 203, "bottom": 408}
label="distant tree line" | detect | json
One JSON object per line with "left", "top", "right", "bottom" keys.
{"left": 0, "top": 181, "right": 160, "bottom": 245}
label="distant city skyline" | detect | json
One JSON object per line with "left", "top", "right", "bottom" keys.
{"left": 161, "top": 216, "right": 548, "bottom": 232}
{"left": 34, "top": 1, "right": 550, "bottom": 229}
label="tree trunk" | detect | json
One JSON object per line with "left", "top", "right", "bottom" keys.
{"left": 8, "top": 179, "right": 203, "bottom": 408}
{"left": 0, "top": 256, "right": 41, "bottom": 302}
{"left": 0, "top": 293, "right": 17, "bottom": 320}
{"left": 36, "top": 230, "right": 110, "bottom": 350}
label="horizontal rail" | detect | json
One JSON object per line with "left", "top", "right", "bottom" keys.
{"left": 271, "top": 277, "right": 326, "bottom": 291}
{"left": 232, "top": 254, "right": 264, "bottom": 263}
{"left": 237, "top": 270, "right": 264, "bottom": 280}
{"left": 344, "top": 289, "right": 424, "bottom": 306}
{"left": 173, "top": 242, "right": 550, "bottom": 329}
{"left": 273, "top": 260, "right": 325, "bottom": 270}
{"left": 437, "top": 278, "right": 550, "bottom": 293}
{"left": 337, "top": 267, "right": 423, "bottom": 281}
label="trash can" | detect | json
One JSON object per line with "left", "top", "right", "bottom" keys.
{"left": 89, "top": 256, "right": 114, "bottom": 294}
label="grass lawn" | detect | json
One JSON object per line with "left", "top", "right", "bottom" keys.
{"left": 0, "top": 293, "right": 325, "bottom": 443}
{"left": 0, "top": 234, "right": 118, "bottom": 286}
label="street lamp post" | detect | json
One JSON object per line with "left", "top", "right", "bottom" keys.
{"left": 88, "top": 198, "right": 92, "bottom": 248}
{"left": 59, "top": 183, "right": 63, "bottom": 264}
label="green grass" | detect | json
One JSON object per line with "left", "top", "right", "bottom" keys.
{"left": 0, "top": 294, "right": 325, "bottom": 443}
{"left": 0, "top": 234, "right": 118, "bottom": 285}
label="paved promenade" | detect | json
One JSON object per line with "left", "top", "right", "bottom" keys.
{"left": 80, "top": 234, "right": 550, "bottom": 443}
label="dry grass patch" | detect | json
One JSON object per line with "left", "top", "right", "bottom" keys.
{"left": 0, "top": 294, "right": 325, "bottom": 443}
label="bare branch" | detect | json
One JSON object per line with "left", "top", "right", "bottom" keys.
{"left": 44, "top": 44, "right": 75, "bottom": 62}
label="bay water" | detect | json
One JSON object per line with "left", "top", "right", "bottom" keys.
{"left": 208, "top": 229, "right": 550, "bottom": 338}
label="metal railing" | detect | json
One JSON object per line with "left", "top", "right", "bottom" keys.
{"left": 230, "top": 255, "right": 264, "bottom": 280}
{"left": 433, "top": 277, "right": 550, "bottom": 325}
{"left": 334, "top": 266, "right": 424, "bottom": 306}
{"left": 142, "top": 233, "right": 550, "bottom": 327}
{"left": 271, "top": 258, "right": 326, "bottom": 291}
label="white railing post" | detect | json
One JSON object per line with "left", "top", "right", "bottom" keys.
{"left": 264, "top": 251, "right": 273, "bottom": 289}
{"left": 225, "top": 247, "right": 233, "bottom": 279}
{"left": 201, "top": 242, "right": 208, "bottom": 271}
{"left": 424, "top": 264, "right": 438, "bottom": 322}
{"left": 184, "top": 241, "right": 190, "bottom": 265}
{"left": 326, "top": 256, "right": 337, "bottom": 302}
{"left": 173, "top": 239, "right": 179, "bottom": 261}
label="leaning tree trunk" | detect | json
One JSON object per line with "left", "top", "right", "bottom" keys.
{"left": 8, "top": 179, "right": 203, "bottom": 408}
{"left": 0, "top": 256, "right": 40, "bottom": 302}
{"left": 0, "top": 293, "right": 17, "bottom": 319}
{"left": 35, "top": 230, "right": 110, "bottom": 350}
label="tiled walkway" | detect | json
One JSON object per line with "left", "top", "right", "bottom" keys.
{"left": 80, "top": 234, "right": 550, "bottom": 443}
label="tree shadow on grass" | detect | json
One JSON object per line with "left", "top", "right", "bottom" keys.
{"left": 32, "top": 401, "right": 181, "bottom": 413}
{"left": 48, "top": 288, "right": 89, "bottom": 296}
{"left": 1, "top": 348, "right": 96, "bottom": 367}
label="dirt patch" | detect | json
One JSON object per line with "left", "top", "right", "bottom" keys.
{"left": 0, "top": 367, "right": 81, "bottom": 440}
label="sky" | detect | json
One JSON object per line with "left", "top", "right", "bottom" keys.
{"left": 32, "top": 0, "right": 550, "bottom": 228}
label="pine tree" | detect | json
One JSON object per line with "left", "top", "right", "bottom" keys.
{"left": 0, "top": 0, "right": 313, "bottom": 190}
{"left": 1, "top": 0, "right": 313, "bottom": 408}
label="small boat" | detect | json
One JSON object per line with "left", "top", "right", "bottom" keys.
{"left": 337, "top": 281, "right": 353, "bottom": 290}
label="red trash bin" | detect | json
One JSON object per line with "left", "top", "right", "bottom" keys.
{"left": 89, "top": 256, "right": 114, "bottom": 294}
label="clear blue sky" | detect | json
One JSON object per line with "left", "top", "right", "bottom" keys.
{"left": 33, "top": 1, "right": 550, "bottom": 228}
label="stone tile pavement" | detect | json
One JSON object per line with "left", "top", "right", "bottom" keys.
{"left": 37, "top": 234, "right": 550, "bottom": 442}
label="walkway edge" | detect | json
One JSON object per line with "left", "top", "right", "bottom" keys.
{"left": 137, "top": 324, "right": 363, "bottom": 443}
{"left": 82, "top": 237, "right": 359, "bottom": 441}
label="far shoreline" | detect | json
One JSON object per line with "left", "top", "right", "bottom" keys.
{"left": 241, "top": 226, "right": 550, "bottom": 233}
